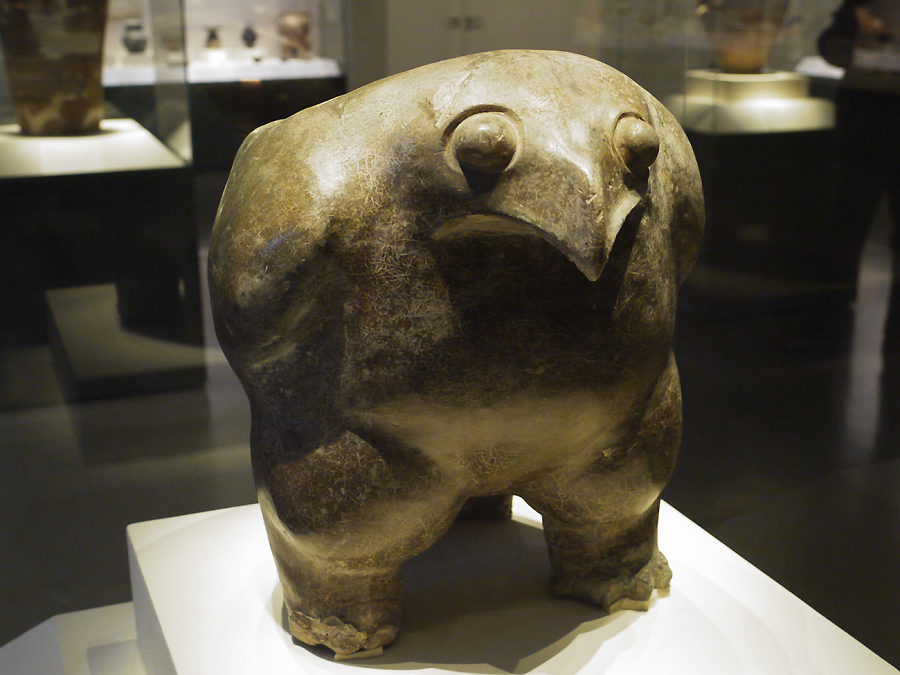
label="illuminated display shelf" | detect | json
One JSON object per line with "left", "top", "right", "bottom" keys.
{"left": 668, "top": 70, "right": 835, "bottom": 134}
{"left": 0, "top": 115, "right": 202, "bottom": 400}
{"left": 103, "top": 58, "right": 342, "bottom": 87}
{"left": 0, "top": 119, "right": 186, "bottom": 179}
{"left": 186, "top": 57, "right": 342, "bottom": 83}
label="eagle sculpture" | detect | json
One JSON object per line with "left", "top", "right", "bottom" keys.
{"left": 209, "top": 50, "right": 704, "bottom": 656}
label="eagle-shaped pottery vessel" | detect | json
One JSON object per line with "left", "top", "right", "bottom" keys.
{"left": 209, "top": 50, "right": 704, "bottom": 656}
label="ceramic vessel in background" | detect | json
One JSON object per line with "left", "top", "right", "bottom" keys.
{"left": 698, "top": 0, "right": 790, "bottom": 74}
{"left": 277, "top": 11, "right": 312, "bottom": 60}
{"left": 122, "top": 19, "right": 148, "bottom": 54}
{"left": 0, "top": 0, "right": 108, "bottom": 135}
{"left": 241, "top": 24, "right": 258, "bottom": 49}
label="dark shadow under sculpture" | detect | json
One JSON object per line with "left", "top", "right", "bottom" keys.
{"left": 208, "top": 50, "right": 704, "bottom": 656}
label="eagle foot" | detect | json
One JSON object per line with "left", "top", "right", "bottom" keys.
{"left": 549, "top": 547, "right": 672, "bottom": 613}
{"left": 288, "top": 606, "right": 399, "bottom": 657}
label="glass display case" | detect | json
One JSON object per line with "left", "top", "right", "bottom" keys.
{"left": 0, "top": 0, "right": 349, "bottom": 406}
{"left": 668, "top": 1, "right": 840, "bottom": 308}
{"left": 182, "top": 0, "right": 346, "bottom": 168}
{"left": 0, "top": 0, "right": 202, "bottom": 405}
{"left": 103, "top": 0, "right": 346, "bottom": 168}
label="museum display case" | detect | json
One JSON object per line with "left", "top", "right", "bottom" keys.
{"left": 181, "top": 0, "right": 346, "bottom": 168}
{"left": 0, "top": 0, "right": 348, "bottom": 405}
{"left": 0, "top": 0, "right": 202, "bottom": 405}
{"left": 102, "top": 0, "right": 347, "bottom": 167}
{"left": 671, "top": 2, "right": 841, "bottom": 309}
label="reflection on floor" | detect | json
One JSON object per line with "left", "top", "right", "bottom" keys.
{"left": 0, "top": 177, "right": 897, "bottom": 668}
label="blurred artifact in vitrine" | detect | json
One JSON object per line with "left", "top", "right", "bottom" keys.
{"left": 202, "top": 26, "right": 226, "bottom": 64}
{"left": 122, "top": 19, "right": 148, "bottom": 54}
{"left": 0, "top": 0, "right": 108, "bottom": 135}
{"left": 242, "top": 23, "right": 258, "bottom": 49}
{"left": 241, "top": 23, "right": 263, "bottom": 61}
{"left": 205, "top": 26, "right": 222, "bottom": 50}
{"left": 276, "top": 10, "right": 313, "bottom": 59}
{"left": 697, "top": 0, "right": 790, "bottom": 72}
{"left": 209, "top": 50, "right": 704, "bottom": 657}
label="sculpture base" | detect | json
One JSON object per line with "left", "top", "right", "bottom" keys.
{"left": 0, "top": 603, "right": 146, "bottom": 675}
{"left": 125, "top": 499, "right": 893, "bottom": 675}
{"left": 0, "top": 500, "right": 893, "bottom": 673}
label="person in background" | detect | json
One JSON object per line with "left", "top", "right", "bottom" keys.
{"left": 820, "top": 0, "right": 900, "bottom": 351}
{"left": 820, "top": 0, "right": 900, "bottom": 458}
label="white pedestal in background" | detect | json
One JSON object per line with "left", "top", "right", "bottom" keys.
{"left": 127, "top": 500, "right": 898, "bottom": 675}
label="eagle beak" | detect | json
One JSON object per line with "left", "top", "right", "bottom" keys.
{"left": 446, "top": 110, "right": 653, "bottom": 284}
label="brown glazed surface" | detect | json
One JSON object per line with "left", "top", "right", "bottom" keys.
{"left": 0, "top": 0, "right": 107, "bottom": 135}
{"left": 209, "top": 50, "right": 704, "bottom": 656}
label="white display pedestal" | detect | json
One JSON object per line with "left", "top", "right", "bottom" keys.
{"left": 0, "top": 603, "right": 146, "bottom": 675}
{"left": 127, "top": 500, "right": 898, "bottom": 675}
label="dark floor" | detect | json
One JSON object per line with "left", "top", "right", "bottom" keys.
{"left": 1, "top": 173, "right": 898, "bottom": 669}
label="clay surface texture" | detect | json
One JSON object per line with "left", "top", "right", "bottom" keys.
{"left": 209, "top": 50, "right": 704, "bottom": 656}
